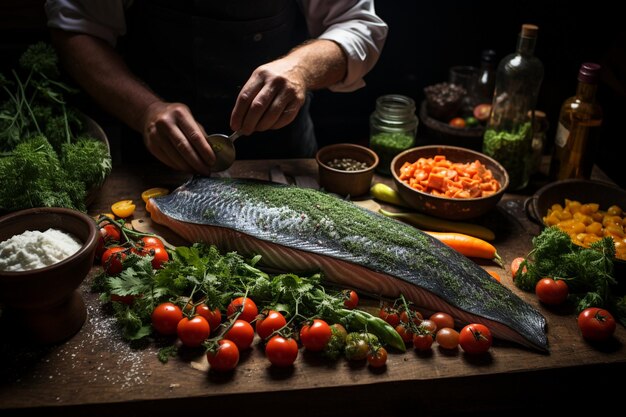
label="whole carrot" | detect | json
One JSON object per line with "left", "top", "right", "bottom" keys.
{"left": 425, "top": 231, "right": 503, "bottom": 267}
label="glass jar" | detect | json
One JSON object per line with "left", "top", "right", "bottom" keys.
{"left": 530, "top": 110, "right": 548, "bottom": 175}
{"left": 369, "top": 94, "right": 418, "bottom": 176}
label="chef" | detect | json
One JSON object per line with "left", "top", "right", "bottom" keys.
{"left": 44, "top": 0, "right": 388, "bottom": 175}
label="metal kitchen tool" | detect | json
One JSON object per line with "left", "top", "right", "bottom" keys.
{"left": 206, "top": 131, "right": 241, "bottom": 172}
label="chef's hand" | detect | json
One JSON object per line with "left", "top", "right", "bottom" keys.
{"left": 230, "top": 56, "right": 307, "bottom": 135}
{"left": 142, "top": 101, "right": 216, "bottom": 175}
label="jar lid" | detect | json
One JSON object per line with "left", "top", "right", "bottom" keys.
{"left": 578, "top": 62, "right": 601, "bottom": 84}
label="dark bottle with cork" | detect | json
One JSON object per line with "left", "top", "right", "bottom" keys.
{"left": 549, "top": 63, "right": 603, "bottom": 181}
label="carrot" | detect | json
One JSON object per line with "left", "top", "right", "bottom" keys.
{"left": 425, "top": 231, "right": 503, "bottom": 266}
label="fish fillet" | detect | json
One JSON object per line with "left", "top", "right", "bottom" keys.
{"left": 148, "top": 177, "right": 548, "bottom": 352}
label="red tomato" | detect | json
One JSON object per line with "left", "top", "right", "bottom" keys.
{"left": 151, "top": 302, "right": 183, "bottom": 335}
{"left": 510, "top": 257, "right": 526, "bottom": 279}
{"left": 379, "top": 306, "right": 400, "bottom": 327}
{"left": 412, "top": 333, "right": 435, "bottom": 351}
{"left": 343, "top": 290, "right": 359, "bottom": 309}
{"left": 400, "top": 308, "right": 423, "bottom": 325}
{"left": 101, "top": 224, "right": 122, "bottom": 243}
{"left": 435, "top": 327, "right": 459, "bottom": 350}
{"left": 418, "top": 319, "right": 438, "bottom": 334}
{"left": 101, "top": 246, "right": 127, "bottom": 275}
{"left": 177, "top": 316, "right": 210, "bottom": 347}
{"left": 458, "top": 323, "right": 493, "bottom": 354}
{"left": 139, "top": 235, "right": 165, "bottom": 249}
{"left": 226, "top": 297, "right": 258, "bottom": 323}
{"left": 196, "top": 304, "right": 222, "bottom": 332}
{"left": 577, "top": 307, "right": 616, "bottom": 341}
{"left": 148, "top": 246, "right": 169, "bottom": 269}
{"left": 429, "top": 312, "right": 455, "bottom": 330}
{"left": 394, "top": 323, "right": 414, "bottom": 344}
{"left": 535, "top": 278, "right": 569, "bottom": 305}
{"left": 206, "top": 339, "right": 239, "bottom": 372}
{"left": 473, "top": 103, "right": 492, "bottom": 121}
{"left": 366, "top": 347, "right": 388, "bottom": 368}
{"left": 299, "top": 319, "right": 332, "bottom": 351}
{"left": 224, "top": 319, "right": 255, "bottom": 351}
{"left": 256, "top": 310, "right": 287, "bottom": 340}
{"left": 265, "top": 335, "right": 299, "bottom": 367}
{"left": 449, "top": 117, "right": 466, "bottom": 128}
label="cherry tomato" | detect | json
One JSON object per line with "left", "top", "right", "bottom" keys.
{"left": 256, "top": 310, "right": 287, "bottom": 340}
{"left": 344, "top": 338, "right": 369, "bottom": 361}
{"left": 379, "top": 306, "right": 400, "bottom": 327}
{"left": 429, "top": 312, "right": 455, "bottom": 330}
{"left": 413, "top": 333, "right": 435, "bottom": 351}
{"left": 510, "top": 257, "right": 526, "bottom": 279}
{"left": 141, "top": 187, "right": 169, "bottom": 204}
{"left": 473, "top": 103, "right": 492, "bottom": 121}
{"left": 101, "top": 224, "right": 121, "bottom": 243}
{"left": 577, "top": 307, "right": 616, "bottom": 341}
{"left": 366, "top": 347, "right": 388, "bottom": 368}
{"left": 151, "top": 302, "right": 183, "bottom": 335}
{"left": 138, "top": 236, "right": 165, "bottom": 249}
{"left": 196, "top": 304, "right": 222, "bottom": 332}
{"left": 394, "top": 323, "right": 414, "bottom": 344}
{"left": 177, "top": 316, "right": 210, "bottom": 347}
{"left": 299, "top": 319, "right": 332, "bottom": 352}
{"left": 224, "top": 319, "right": 255, "bottom": 351}
{"left": 111, "top": 199, "right": 136, "bottom": 218}
{"left": 206, "top": 339, "right": 239, "bottom": 372}
{"left": 226, "top": 297, "right": 258, "bottom": 323}
{"left": 101, "top": 246, "right": 127, "bottom": 275}
{"left": 459, "top": 323, "right": 493, "bottom": 354}
{"left": 487, "top": 270, "right": 501, "bottom": 282}
{"left": 449, "top": 117, "right": 466, "bottom": 128}
{"left": 147, "top": 246, "right": 169, "bottom": 269}
{"left": 343, "top": 290, "right": 359, "bottom": 309}
{"left": 535, "top": 278, "right": 569, "bottom": 305}
{"left": 265, "top": 335, "right": 299, "bottom": 367}
{"left": 400, "top": 308, "right": 423, "bottom": 325}
{"left": 418, "top": 319, "right": 438, "bottom": 334}
{"left": 435, "top": 327, "right": 460, "bottom": 350}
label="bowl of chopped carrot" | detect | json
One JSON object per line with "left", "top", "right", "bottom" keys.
{"left": 391, "top": 145, "right": 509, "bottom": 220}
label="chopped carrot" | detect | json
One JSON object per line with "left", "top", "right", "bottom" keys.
{"left": 398, "top": 155, "right": 501, "bottom": 199}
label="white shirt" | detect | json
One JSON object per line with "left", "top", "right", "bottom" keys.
{"left": 44, "top": 0, "right": 388, "bottom": 92}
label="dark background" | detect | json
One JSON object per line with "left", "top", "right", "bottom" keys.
{"left": 2, "top": 1, "right": 625, "bottom": 188}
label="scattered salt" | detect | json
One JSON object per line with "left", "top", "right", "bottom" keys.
{"left": 0, "top": 228, "right": 82, "bottom": 272}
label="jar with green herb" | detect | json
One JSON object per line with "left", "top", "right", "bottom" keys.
{"left": 369, "top": 94, "right": 418, "bottom": 176}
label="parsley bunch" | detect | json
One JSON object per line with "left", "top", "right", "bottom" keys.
{"left": 0, "top": 42, "right": 112, "bottom": 212}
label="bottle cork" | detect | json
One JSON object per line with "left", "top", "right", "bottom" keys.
{"left": 521, "top": 24, "right": 539, "bottom": 38}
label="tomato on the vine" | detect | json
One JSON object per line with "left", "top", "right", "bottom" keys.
{"left": 379, "top": 306, "right": 400, "bottom": 327}
{"left": 207, "top": 339, "right": 239, "bottom": 372}
{"left": 196, "top": 304, "right": 222, "bottom": 332}
{"left": 535, "top": 278, "right": 569, "bottom": 305}
{"left": 458, "top": 323, "right": 492, "bottom": 354}
{"left": 226, "top": 297, "right": 258, "bottom": 323}
{"left": 578, "top": 307, "right": 616, "bottom": 341}
{"left": 101, "top": 246, "right": 127, "bottom": 275}
{"left": 400, "top": 308, "right": 423, "bottom": 325}
{"left": 101, "top": 224, "right": 121, "bottom": 243}
{"left": 299, "top": 319, "right": 332, "bottom": 352}
{"left": 177, "top": 316, "right": 210, "bottom": 347}
{"left": 148, "top": 246, "right": 169, "bottom": 269}
{"left": 265, "top": 335, "right": 299, "bottom": 367}
{"left": 224, "top": 319, "right": 255, "bottom": 351}
{"left": 429, "top": 312, "right": 454, "bottom": 331}
{"left": 139, "top": 236, "right": 165, "bottom": 249}
{"left": 343, "top": 290, "right": 359, "bottom": 309}
{"left": 366, "top": 347, "right": 388, "bottom": 368}
{"left": 151, "top": 302, "right": 183, "bottom": 335}
{"left": 413, "top": 333, "right": 435, "bottom": 351}
{"left": 394, "top": 323, "right": 414, "bottom": 344}
{"left": 418, "top": 319, "right": 438, "bottom": 334}
{"left": 435, "top": 327, "right": 459, "bottom": 350}
{"left": 256, "top": 310, "right": 287, "bottom": 340}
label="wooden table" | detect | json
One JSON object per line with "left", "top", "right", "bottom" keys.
{"left": 1, "top": 159, "right": 625, "bottom": 416}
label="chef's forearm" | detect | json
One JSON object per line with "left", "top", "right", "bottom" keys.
{"left": 50, "top": 29, "right": 160, "bottom": 132}
{"left": 284, "top": 39, "right": 347, "bottom": 91}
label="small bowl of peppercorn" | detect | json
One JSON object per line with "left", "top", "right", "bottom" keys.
{"left": 316, "top": 143, "right": 379, "bottom": 197}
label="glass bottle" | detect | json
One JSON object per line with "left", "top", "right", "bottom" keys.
{"left": 549, "top": 63, "right": 603, "bottom": 181}
{"left": 530, "top": 110, "right": 548, "bottom": 175}
{"left": 482, "top": 24, "right": 544, "bottom": 191}
{"left": 369, "top": 94, "right": 418, "bottom": 176}
{"left": 475, "top": 49, "right": 497, "bottom": 105}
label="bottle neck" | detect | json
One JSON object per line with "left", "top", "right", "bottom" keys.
{"left": 516, "top": 35, "right": 537, "bottom": 56}
{"left": 576, "top": 81, "right": 597, "bottom": 102}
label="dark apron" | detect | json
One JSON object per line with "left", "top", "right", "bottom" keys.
{"left": 121, "top": 0, "right": 316, "bottom": 162}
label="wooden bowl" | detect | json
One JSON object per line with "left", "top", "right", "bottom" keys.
{"left": 316, "top": 143, "right": 379, "bottom": 197}
{"left": 0, "top": 207, "right": 98, "bottom": 343}
{"left": 391, "top": 145, "right": 509, "bottom": 220}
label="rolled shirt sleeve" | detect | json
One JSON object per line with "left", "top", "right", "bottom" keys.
{"left": 301, "top": 0, "right": 389, "bottom": 92}
{"left": 44, "top": 0, "right": 130, "bottom": 46}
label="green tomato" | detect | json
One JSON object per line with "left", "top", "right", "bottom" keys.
{"left": 465, "top": 116, "right": 478, "bottom": 127}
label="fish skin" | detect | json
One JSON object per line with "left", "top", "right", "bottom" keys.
{"left": 149, "top": 176, "right": 548, "bottom": 352}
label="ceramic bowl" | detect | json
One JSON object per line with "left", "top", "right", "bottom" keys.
{"left": 0, "top": 207, "right": 98, "bottom": 343}
{"left": 391, "top": 145, "right": 509, "bottom": 220}
{"left": 316, "top": 143, "right": 379, "bottom": 197}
